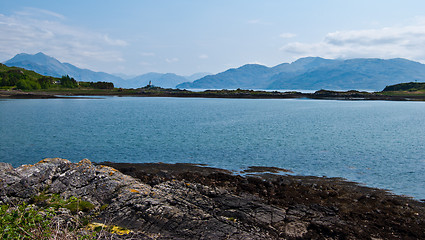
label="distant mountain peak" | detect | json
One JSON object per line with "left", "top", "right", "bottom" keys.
{"left": 3, "top": 52, "right": 201, "bottom": 89}
{"left": 35, "top": 52, "right": 47, "bottom": 56}
{"left": 4, "top": 52, "right": 122, "bottom": 84}
{"left": 239, "top": 63, "right": 268, "bottom": 69}
{"left": 293, "top": 56, "right": 324, "bottom": 61}
{"left": 177, "top": 57, "right": 425, "bottom": 91}
{"left": 6, "top": 52, "right": 60, "bottom": 65}
{"left": 291, "top": 56, "right": 332, "bottom": 65}
{"left": 12, "top": 52, "right": 48, "bottom": 58}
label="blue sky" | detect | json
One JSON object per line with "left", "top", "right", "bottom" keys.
{"left": 2, "top": 1, "right": 425, "bottom": 76}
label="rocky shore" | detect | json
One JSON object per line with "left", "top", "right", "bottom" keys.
{"left": 1, "top": 158, "right": 425, "bottom": 239}
{"left": 2, "top": 88, "right": 425, "bottom": 101}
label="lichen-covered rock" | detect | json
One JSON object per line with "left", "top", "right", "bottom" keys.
{"left": 0, "top": 159, "right": 289, "bottom": 239}
{"left": 1, "top": 158, "right": 425, "bottom": 239}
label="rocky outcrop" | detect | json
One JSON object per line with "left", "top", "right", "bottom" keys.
{"left": 1, "top": 158, "right": 425, "bottom": 239}
{"left": 0, "top": 158, "right": 287, "bottom": 239}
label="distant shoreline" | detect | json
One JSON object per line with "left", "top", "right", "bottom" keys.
{"left": 2, "top": 88, "right": 425, "bottom": 101}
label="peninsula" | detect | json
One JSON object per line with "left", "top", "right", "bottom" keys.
{"left": 2, "top": 84, "right": 425, "bottom": 101}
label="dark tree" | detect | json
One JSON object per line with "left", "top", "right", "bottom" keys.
{"left": 38, "top": 76, "right": 55, "bottom": 89}
{"left": 60, "top": 75, "right": 78, "bottom": 88}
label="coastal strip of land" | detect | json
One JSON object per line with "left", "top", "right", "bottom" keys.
{"left": 1, "top": 158, "right": 424, "bottom": 239}
{"left": 2, "top": 87, "right": 425, "bottom": 101}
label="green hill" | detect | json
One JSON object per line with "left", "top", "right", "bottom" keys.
{"left": 382, "top": 82, "right": 425, "bottom": 92}
{"left": 0, "top": 63, "right": 55, "bottom": 90}
{"left": 0, "top": 63, "right": 114, "bottom": 90}
{"left": 1, "top": 63, "right": 45, "bottom": 81}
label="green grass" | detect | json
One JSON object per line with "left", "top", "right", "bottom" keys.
{"left": 0, "top": 64, "right": 45, "bottom": 82}
{"left": 0, "top": 86, "right": 15, "bottom": 90}
{"left": 0, "top": 201, "right": 101, "bottom": 239}
{"left": 0, "top": 193, "right": 105, "bottom": 239}
{"left": 0, "top": 202, "right": 55, "bottom": 239}
{"left": 32, "top": 193, "right": 95, "bottom": 213}
{"left": 377, "top": 90, "right": 425, "bottom": 96}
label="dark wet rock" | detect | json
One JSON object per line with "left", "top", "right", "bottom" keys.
{"left": 104, "top": 161, "right": 425, "bottom": 240}
{"left": 1, "top": 158, "right": 425, "bottom": 239}
{"left": 241, "top": 166, "right": 293, "bottom": 174}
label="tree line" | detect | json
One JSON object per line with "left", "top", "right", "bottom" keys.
{"left": 0, "top": 67, "right": 114, "bottom": 90}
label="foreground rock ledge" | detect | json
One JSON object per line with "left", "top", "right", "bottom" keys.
{"left": 0, "top": 159, "right": 424, "bottom": 239}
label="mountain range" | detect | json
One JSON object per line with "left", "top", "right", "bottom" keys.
{"left": 5, "top": 52, "right": 425, "bottom": 91}
{"left": 117, "top": 72, "right": 211, "bottom": 89}
{"left": 177, "top": 57, "right": 425, "bottom": 91}
{"left": 3, "top": 53, "right": 209, "bottom": 89}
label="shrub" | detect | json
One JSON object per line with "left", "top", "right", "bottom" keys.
{"left": 16, "top": 79, "right": 41, "bottom": 90}
{"left": 38, "top": 77, "right": 55, "bottom": 89}
{"left": 1, "top": 194, "right": 121, "bottom": 239}
{"left": 60, "top": 75, "right": 78, "bottom": 88}
{"left": 0, "top": 202, "right": 55, "bottom": 239}
{"left": 44, "top": 194, "right": 95, "bottom": 214}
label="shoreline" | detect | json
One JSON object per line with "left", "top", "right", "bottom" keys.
{"left": 2, "top": 88, "right": 425, "bottom": 101}
{"left": 99, "top": 161, "right": 424, "bottom": 201}
{"left": 1, "top": 159, "right": 424, "bottom": 239}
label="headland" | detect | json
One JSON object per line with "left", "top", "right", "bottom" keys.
{"left": 3, "top": 86, "right": 425, "bottom": 101}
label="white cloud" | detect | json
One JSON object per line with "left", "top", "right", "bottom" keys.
{"left": 141, "top": 52, "right": 155, "bottom": 57}
{"left": 199, "top": 54, "right": 208, "bottom": 59}
{"left": 247, "top": 19, "right": 260, "bottom": 24}
{"left": 139, "top": 61, "right": 151, "bottom": 66}
{"left": 165, "top": 57, "right": 179, "bottom": 63}
{"left": 247, "top": 19, "right": 272, "bottom": 26}
{"left": 247, "top": 60, "right": 265, "bottom": 65}
{"left": 0, "top": 8, "right": 127, "bottom": 70}
{"left": 103, "top": 35, "right": 128, "bottom": 47}
{"left": 15, "top": 7, "right": 66, "bottom": 20}
{"left": 279, "top": 33, "right": 296, "bottom": 39}
{"left": 279, "top": 20, "right": 425, "bottom": 63}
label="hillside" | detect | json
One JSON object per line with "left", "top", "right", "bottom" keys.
{"left": 0, "top": 63, "right": 54, "bottom": 90}
{"left": 177, "top": 57, "right": 425, "bottom": 91}
{"left": 0, "top": 63, "right": 115, "bottom": 91}
{"left": 3, "top": 53, "right": 205, "bottom": 89}
{"left": 383, "top": 81, "right": 425, "bottom": 92}
{"left": 0, "top": 63, "right": 44, "bottom": 82}
{"left": 178, "top": 64, "right": 275, "bottom": 89}
{"left": 4, "top": 52, "right": 123, "bottom": 85}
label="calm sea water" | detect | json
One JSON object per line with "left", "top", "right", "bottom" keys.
{"left": 1, "top": 97, "right": 425, "bottom": 199}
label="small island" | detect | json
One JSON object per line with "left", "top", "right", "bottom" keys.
{"left": 3, "top": 83, "right": 425, "bottom": 101}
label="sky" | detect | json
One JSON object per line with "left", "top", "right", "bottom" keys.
{"left": 2, "top": 0, "right": 425, "bottom": 76}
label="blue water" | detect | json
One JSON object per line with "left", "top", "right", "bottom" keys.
{"left": 1, "top": 97, "right": 425, "bottom": 199}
